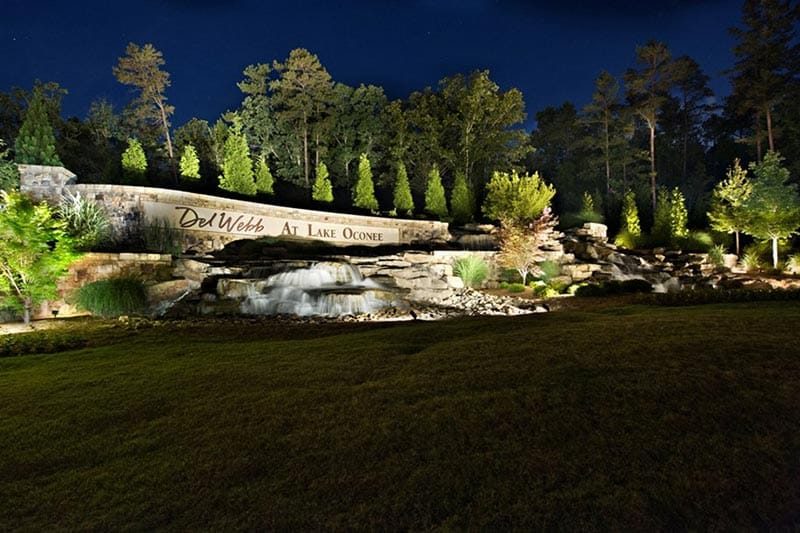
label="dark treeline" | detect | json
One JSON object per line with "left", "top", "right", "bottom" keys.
{"left": 1, "top": 0, "right": 798, "bottom": 227}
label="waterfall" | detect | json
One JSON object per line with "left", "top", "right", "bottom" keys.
{"left": 226, "top": 261, "right": 395, "bottom": 317}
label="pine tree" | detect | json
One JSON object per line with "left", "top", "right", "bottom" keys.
{"left": 424, "top": 164, "right": 448, "bottom": 220}
{"left": 651, "top": 187, "right": 672, "bottom": 244}
{"left": 669, "top": 187, "right": 689, "bottom": 240}
{"left": 621, "top": 190, "right": 641, "bottom": 236}
{"left": 392, "top": 161, "right": 414, "bottom": 215}
{"left": 219, "top": 120, "right": 255, "bottom": 196}
{"left": 121, "top": 138, "right": 147, "bottom": 184}
{"left": 312, "top": 161, "right": 333, "bottom": 202}
{"left": 179, "top": 143, "right": 200, "bottom": 179}
{"left": 254, "top": 155, "right": 274, "bottom": 195}
{"left": 14, "top": 88, "right": 62, "bottom": 166}
{"left": 742, "top": 151, "right": 800, "bottom": 268}
{"left": 450, "top": 171, "right": 474, "bottom": 225}
{"left": 352, "top": 153, "right": 378, "bottom": 211}
{"left": 708, "top": 159, "right": 752, "bottom": 255}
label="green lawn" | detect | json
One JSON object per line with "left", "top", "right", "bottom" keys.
{"left": 2, "top": 303, "right": 800, "bottom": 530}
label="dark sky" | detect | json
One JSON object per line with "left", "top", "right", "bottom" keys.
{"left": 2, "top": 0, "right": 740, "bottom": 128}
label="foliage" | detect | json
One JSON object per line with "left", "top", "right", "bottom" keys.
{"left": 504, "top": 282, "right": 526, "bottom": 293}
{"left": 613, "top": 229, "right": 639, "bottom": 250}
{"left": 708, "top": 244, "right": 727, "bottom": 268}
{"left": 121, "top": 138, "right": 147, "bottom": 184}
{"left": 179, "top": 143, "right": 200, "bottom": 179}
{"left": 786, "top": 254, "right": 800, "bottom": 275}
{"left": 392, "top": 161, "right": 414, "bottom": 215}
{"left": 497, "top": 208, "right": 556, "bottom": 285}
{"left": 352, "top": 153, "right": 378, "bottom": 211}
{"left": 219, "top": 119, "right": 256, "bottom": 196}
{"left": 113, "top": 42, "right": 175, "bottom": 159}
{"left": 536, "top": 260, "right": 561, "bottom": 283}
{"left": 651, "top": 188, "right": 671, "bottom": 244}
{"left": 57, "top": 190, "right": 111, "bottom": 251}
{"left": 0, "top": 140, "right": 19, "bottom": 191}
{"left": 742, "top": 152, "right": 800, "bottom": 268}
{"left": 312, "top": 161, "right": 333, "bottom": 203}
{"left": 73, "top": 277, "right": 147, "bottom": 318}
{"left": 452, "top": 255, "right": 489, "bottom": 288}
{"left": 739, "top": 247, "right": 764, "bottom": 273}
{"left": 14, "top": 87, "right": 62, "bottom": 166}
{"left": 669, "top": 187, "right": 689, "bottom": 240}
{"left": 424, "top": 164, "right": 448, "bottom": 220}
{"left": 482, "top": 170, "right": 555, "bottom": 226}
{"left": 449, "top": 171, "right": 474, "bottom": 225}
{"left": 0, "top": 191, "right": 78, "bottom": 323}
{"left": 254, "top": 155, "right": 274, "bottom": 195}
{"left": 708, "top": 159, "right": 752, "bottom": 255}
{"left": 144, "top": 218, "right": 183, "bottom": 256}
{"left": 681, "top": 230, "right": 715, "bottom": 252}
{"left": 0, "top": 329, "right": 89, "bottom": 357}
{"left": 620, "top": 190, "right": 641, "bottom": 237}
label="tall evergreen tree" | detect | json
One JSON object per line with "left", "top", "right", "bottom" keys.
{"left": 14, "top": 88, "right": 62, "bottom": 166}
{"left": 312, "top": 161, "right": 333, "bottom": 203}
{"left": 424, "top": 164, "right": 448, "bottom": 220}
{"left": 254, "top": 155, "right": 274, "bottom": 195}
{"left": 179, "top": 143, "right": 200, "bottom": 179}
{"left": 625, "top": 40, "right": 676, "bottom": 212}
{"left": 450, "top": 170, "right": 474, "bottom": 225}
{"left": 121, "top": 138, "right": 147, "bottom": 184}
{"left": 352, "top": 153, "right": 378, "bottom": 211}
{"left": 729, "top": 0, "right": 800, "bottom": 155}
{"left": 219, "top": 119, "right": 255, "bottom": 196}
{"left": 651, "top": 187, "right": 672, "bottom": 244}
{"left": 392, "top": 161, "right": 414, "bottom": 215}
{"left": 113, "top": 43, "right": 176, "bottom": 160}
{"left": 669, "top": 187, "right": 689, "bottom": 239}
{"left": 583, "top": 71, "right": 621, "bottom": 196}
{"left": 620, "top": 190, "right": 641, "bottom": 237}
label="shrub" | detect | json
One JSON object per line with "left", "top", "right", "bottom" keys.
{"left": 505, "top": 282, "right": 526, "bottom": 293}
{"left": 614, "top": 229, "right": 639, "bottom": 250}
{"left": 180, "top": 143, "right": 201, "bottom": 179}
{"left": 680, "top": 230, "right": 715, "bottom": 252}
{"left": 0, "top": 330, "right": 88, "bottom": 357}
{"left": 708, "top": 244, "right": 726, "bottom": 268}
{"left": 144, "top": 218, "right": 183, "bottom": 255}
{"left": 739, "top": 247, "right": 764, "bottom": 273}
{"left": 57, "top": 190, "right": 111, "bottom": 251}
{"left": 453, "top": 255, "right": 489, "bottom": 288}
{"left": 424, "top": 164, "right": 448, "bottom": 219}
{"left": 670, "top": 187, "right": 689, "bottom": 239}
{"left": 121, "top": 138, "right": 147, "bottom": 184}
{"left": 73, "top": 277, "right": 147, "bottom": 318}
{"left": 255, "top": 155, "right": 274, "bottom": 195}
{"left": 620, "top": 190, "right": 641, "bottom": 237}
{"left": 536, "top": 260, "right": 561, "bottom": 283}
{"left": 450, "top": 171, "right": 474, "bottom": 225}
{"left": 353, "top": 153, "right": 379, "bottom": 211}
{"left": 392, "top": 161, "right": 414, "bottom": 215}
{"left": 786, "top": 254, "right": 800, "bottom": 275}
{"left": 482, "top": 170, "right": 555, "bottom": 226}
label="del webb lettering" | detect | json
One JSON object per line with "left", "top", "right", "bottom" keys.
{"left": 141, "top": 201, "right": 399, "bottom": 245}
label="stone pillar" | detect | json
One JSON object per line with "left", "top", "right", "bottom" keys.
{"left": 18, "top": 164, "right": 77, "bottom": 203}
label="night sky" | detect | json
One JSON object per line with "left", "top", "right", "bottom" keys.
{"left": 2, "top": 0, "right": 739, "bottom": 128}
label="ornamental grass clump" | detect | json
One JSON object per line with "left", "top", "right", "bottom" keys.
{"left": 57, "top": 191, "right": 111, "bottom": 251}
{"left": 74, "top": 277, "right": 147, "bottom": 318}
{"left": 452, "top": 255, "right": 489, "bottom": 288}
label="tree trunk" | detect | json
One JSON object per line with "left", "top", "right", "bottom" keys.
{"left": 303, "top": 121, "right": 309, "bottom": 189}
{"left": 772, "top": 237, "right": 779, "bottom": 269}
{"left": 156, "top": 99, "right": 174, "bottom": 160}
{"left": 766, "top": 107, "right": 775, "bottom": 153}
{"left": 755, "top": 112, "right": 763, "bottom": 162}
{"left": 22, "top": 298, "right": 31, "bottom": 325}
{"left": 735, "top": 231, "right": 740, "bottom": 257}
{"left": 649, "top": 123, "right": 657, "bottom": 213}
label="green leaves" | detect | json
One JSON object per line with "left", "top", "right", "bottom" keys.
{"left": 219, "top": 119, "right": 256, "bottom": 196}
{"left": 312, "top": 161, "right": 333, "bottom": 203}
{"left": 392, "top": 161, "right": 414, "bottom": 216}
{"left": 14, "top": 88, "right": 62, "bottom": 166}
{"left": 482, "top": 170, "right": 555, "bottom": 226}
{"left": 424, "top": 164, "right": 448, "bottom": 220}
{"left": 179, "top": 143, "right": 201, "bottom": 179}
{"left": 121, "top": 138, "right": 147, "bottom": 184}
{"left": 352, "top": 153, "right": 378, "bottom": 211}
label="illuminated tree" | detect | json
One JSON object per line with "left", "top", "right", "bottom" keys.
{"left": 450, "top": 171, "right": 474, "bottom": 225}
{"left": 620, "top": 190, "right": 641, "bottom": 236}
{"left": 392, "top": 161, "right": 414, "bottom": 215}
{"left": 708, "top": 159, "right": 752, "bottom": 255}
{"left": 669, "top": 187, "right": 689, "bottom": 239}
{"left": 121, "top": 138, "right": 147, "bottom": 184}
{"left": 482, "top": 170, "right": 555, "bottom": 226}
{"left": 179, "top": 143, "right": 200, "bottom": 179}
{"left": 497, "top": 208, "right": 557, "bottom": 285}
{"left": 352, "top": 153, "right": 378, "bottom": 211}
{"left": 424, "top": 164, "right": 448, "bottom": 220}
{"left": 219, "top": 119, "right": 255, "bottom": 196}
{"left": 0, "top": 191, "right": 78, "bottom": 324}
{"left": 651, "top": 187, "right": 672, "bottom": 244}
{"left": 14, "top": 88, "right": 62, "bottom": 166}
{"left": 312, "top": 161, "right": 333, "bottom": 203}
{"left": 742, "top": 151, "right": 800, "bottom": 268}
{"left": 254, "top": 155, "right": 274, "bottom": 195}
{"left": 113, "top": 43, "right": 175, "bottom": 160}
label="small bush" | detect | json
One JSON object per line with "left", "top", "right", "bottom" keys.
{"left": 0, "top": 330, "right": 88, "bottom": 357}
{"left": 739, "top": 248, "right": 764, "bottom": 273}
{"left": 74, "top": 277, "right": 147, "bottom": 318}
{"left": 505, "top": 283, "right": 526, "bottom": 293}
{"left": 453, "top": 255, "right": 489, "bottom": 288}
{"left": 614, "top": 229, "right": 639, "bottom": 250}
{"left": 58, "top": 191, "right": 111, "bottom": 251}
{"left": 708, "top": 244, "right": 726, "bottom": 268}
{"left": 536, "top": 260, "right": 561, "bottom": 283}
{"left": 786, "top": 254, "right": 800, "bottom": 275}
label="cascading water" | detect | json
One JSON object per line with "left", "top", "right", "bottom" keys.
{"left": 230, "top": 261, "right": 396, "bottom": 317}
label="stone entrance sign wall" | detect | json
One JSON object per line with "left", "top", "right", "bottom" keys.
{"left": 19, "top": 165, "right": 450, "bottom": 251}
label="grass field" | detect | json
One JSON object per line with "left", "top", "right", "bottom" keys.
{"left": 2, "top": 302, "right": 800, "bottom": 530}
